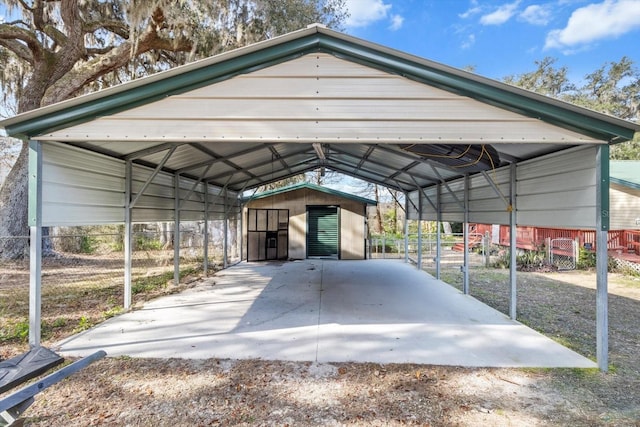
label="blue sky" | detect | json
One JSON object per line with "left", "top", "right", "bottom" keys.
{"left": 342, "top": 0, "right": 640, "bottom": 84}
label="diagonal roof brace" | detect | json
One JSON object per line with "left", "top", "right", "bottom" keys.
{"left": 130, "top": 146, "right": 177, "bottom": 208}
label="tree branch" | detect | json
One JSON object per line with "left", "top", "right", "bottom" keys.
{"left": 84, "top": 20, "right": 130, "bottom": 40}
{"left": 0, "top": 39, "right": 34, "bottom": 64}
{"left": 42, "top": 28, "right": 192, "bottom": 104}
{"left": 0, "top": 24, "right": 42, "bottom": 63}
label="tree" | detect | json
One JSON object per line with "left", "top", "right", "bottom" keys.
{"left": 505, "top": 56, "right": 640, "bottom": 160}
{"left": 0, "top": 0, "right": 347, "bottom": 258}
{"left": 503, "top": 57, "right": 575, "bottom": 98}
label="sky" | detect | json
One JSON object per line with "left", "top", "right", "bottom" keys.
{"left": 341, "top": 0, "right": 640, "bottom": 84}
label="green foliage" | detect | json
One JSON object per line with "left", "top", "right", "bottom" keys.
{"left": 134, "top": 235, "right": 163, "bottom": 251}
{"left": 79, "top": 235, "right": 98, "bottom": 254}
{"left": 506, "top": 56, "right": 640, "bottom": 159}
{"left": 132, "top": 266, "right": 200, "bottom": 295}
{"left": 74, "top": 316, "right": 93, "bottom": 333}
{"left": 577, "top": 246, "right": 597, "bottom": 270}
{"left": 0, "top": 319, "right": 30, "bottom": 342}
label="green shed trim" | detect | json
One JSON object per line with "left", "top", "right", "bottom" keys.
{"left": 2, "top": 25, "right": 638, "bottom": 143}
{"left": 244, "top": 182, "right": 377, "bottom": 206}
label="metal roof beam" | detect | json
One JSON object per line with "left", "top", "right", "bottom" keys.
{"left": 328, "top": 146, "right": 435, "bottom": 187}
{"left": 267, "top": 145, "right": 294, "bottom": 175}
{"left": 428, "top": 163, "right": 465, "bottom": 210}
{"left": 410, "top": 175, "right": 437, "bottom": 212}
{"left": 204, "top": 146, "right": 313, "bottom": 182}
{"left": 373, "top": 144, "right": 459, "bottom": 177}
{"left": 354, "top": 145, "right": 376, "bottom": 171}
{"left": 480, "top": 170, "right": 511, "bottom": 210}
{"left": 130, "top": 146, "right": 177, "bottom": 208}
{"left": 239, "top": 164, "right": 320, "bottom": 191}
{"left": 124, "top": 142, "right": 182, "bottom": 161}
{"left": 326, "top": 155, "right": 415, "bottom": 189}
{"left": 324, "top": 165, "right": 405, "bottom": 193}
{"left": 192, "top": 143, "right": 260, "bottom": 180}
{"left": 175, "top": 144, "right": 265, "bottom": 174}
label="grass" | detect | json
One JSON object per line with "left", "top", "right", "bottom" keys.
{"left": 0, "top": 260, "right": 205, "bottom": 356}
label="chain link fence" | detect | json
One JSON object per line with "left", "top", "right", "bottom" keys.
{"left": 0, "top": 222, "right": 239, "bottom": 347}
{"left": 370, "top": 233, "right": 492, "bottom": 269}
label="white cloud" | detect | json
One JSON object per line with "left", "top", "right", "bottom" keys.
{"left": 545, "top": 0, "right": 640, "bottom": 50}
{"left": 460, "top": 0, "right": 482, "bottom": 19}
{"left": 461, "top": 33, "right": 476, "bottom": 49}
{"left": 519, "top": 4, "right": 552, "bottom": 25}
{"left": 345, "top": 0, "right": 392, "bottom": 28}
{"left": 388, "top": 14, "right": 404, "bottom": 31}
{"left": 479, "top": 0, "right": 521, "bottom": 25}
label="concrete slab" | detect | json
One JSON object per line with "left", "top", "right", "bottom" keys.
{"left": 56, "top": 259, "right": 597, "bottom": 368}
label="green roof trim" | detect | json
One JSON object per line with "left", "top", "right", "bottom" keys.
{"left": 244, "top": 182, "right": 377, "bottom": 206}
{"left": 611, "top": 161, "right": 640, "bottom": 190}
{"left": 2, "top": 25, "right": 639, "bottom": 142}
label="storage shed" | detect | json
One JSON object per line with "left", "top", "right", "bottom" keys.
{"left": 243, "top": 183, "right": 375, "bottom": 261}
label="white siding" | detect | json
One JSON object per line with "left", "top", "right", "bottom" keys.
{"left": 516, "top": 146, "right": 597, "bottom": 228}
{"left": 41, "top": 142, "right": 238, "bottom": 225}
{"left": 42, "top": 142, "right": 125, "bottom": 226}
{"left": 610, "top": 184, "right": 640, "bottom": 230}
{"left": 407, "top": 146, "right": 600, "bottom": 228}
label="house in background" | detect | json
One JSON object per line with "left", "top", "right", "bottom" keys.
{"left": 610, "top": 160, "right": 640, "bottom": 230}
{"left": 243, "top": 183, "right": 376, "bottom": 261}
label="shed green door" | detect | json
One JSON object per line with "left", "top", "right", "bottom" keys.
{"left": 307, "top": 206, "right": 339, "bottom": 258}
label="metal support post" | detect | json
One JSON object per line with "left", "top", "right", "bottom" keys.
{"left": 417, "top": 188, "right": 423, "bottom": 270}
{"left": 463, "top": 174, "right": 470, "bottom": 295}
{"left": 223, "top": 189, "right": 228, "bottom": 269}
{"left": 124, "top": 161, "right": 133, "bottom": 309}
{"left": 174, "top": 174, "right": 181, "bottom": 285}
{"left": 509, "top": 163, "right": 517, "bottom": 320}
{"left": 596, "top": 145, "right": 610, "bottom": 371}
{"left": 436, "top": 183, "right": 442, "bottom": 280}
{"left": 203, "top": 183, "right": 209, "bottom": 276}
{"left": 404, "top": 192, "right": 409, "bottom": 263}
{"left": 28, "top": 140, "right": 42, "bottom": 347}
{"left": 238, "top": 201, "right": 244, "bottom": 261}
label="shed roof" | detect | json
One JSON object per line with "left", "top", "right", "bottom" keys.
{"left": 1, "top": 24, "right": 638, "bottom": 194}
{"left": 245, "top": 182, "right": 377, "bottom": 206}
{"left": 611, "top": 161, "right": 640, "bottom": 190}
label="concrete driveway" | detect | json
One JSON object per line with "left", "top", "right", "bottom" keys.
{"left": 56, "top": 259, "right": 596, "bottom": 368}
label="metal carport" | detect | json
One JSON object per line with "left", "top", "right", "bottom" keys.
{"left": 1, "top": 24, "right": 638, "bottom": 371}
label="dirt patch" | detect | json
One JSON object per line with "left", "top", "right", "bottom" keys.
{"left": 2, "top": 261, "right": 640, "bottom": 426}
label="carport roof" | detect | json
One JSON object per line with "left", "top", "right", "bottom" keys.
{"left": 1, "top": 24, "right": 638, "bottom": 194}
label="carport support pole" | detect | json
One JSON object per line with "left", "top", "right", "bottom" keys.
{"left": 404, "top": 193, "right": 409, "bottom": 263}
{"left": 436, "top": 184, "right": 442, "bottom": 280}
{"left": 238, "top": 201, "right": 244, "bottom": 261}
{"left": 223, "top": 190, "right": 228, "bottom": 269}
{"left": 596, "top": 145, "right": 609, "bottom": 372}
{"left": 28, "top": 140, "right": 42, "bottom": 347}
{"left": 509, "top": 163, "right": 517, "bottom": 320}
{"left": 174, "top": 174, "right": 181, "bottom": 285}
{"left": 417, "top": 187, "right": 423, "bottom": 270}
{"left": 463, "top": 175, "right": 470, "bottom": 295}
{"left": 203, "top": 183, "right": 209, "bottom": 276}
{"left": 124, "top": 160, "right": 133, "bottom": 309}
